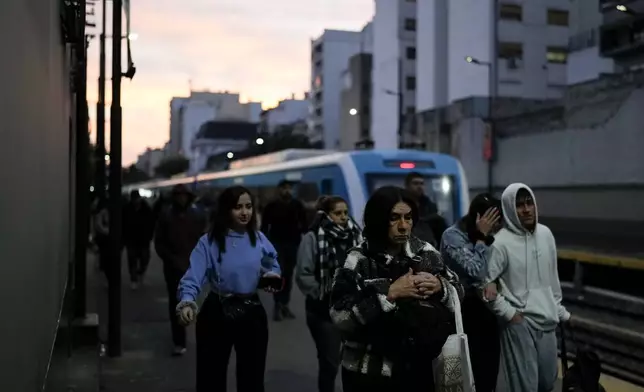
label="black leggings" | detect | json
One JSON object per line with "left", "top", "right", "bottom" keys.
{"left": 196, "top": 294, "right": 269, "bottom": 392}
{"left": 462, "top": 292, "right": 500, "bottom": 392}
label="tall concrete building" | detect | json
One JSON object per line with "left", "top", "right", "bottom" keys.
{"left": 309, "top": 27, "right": 370, "bottom": 148}
{"left": 339, "top": 53, "right": 373, "bottom": 150}
{"left": 599, "top": 0, "right": 644, "bottom": 71}
{"left": 567, "top": 0, "right": 616, "bottom": 84}
{"left": 416, "top": 0, "right": 571, "bottom": 116}
{"left": 260, "top": 94, "right": 309, "bottom": 134}
{"left": 370, "top": 0, "right": 418, "bottom": 149}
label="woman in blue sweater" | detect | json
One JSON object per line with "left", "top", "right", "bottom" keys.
{"left": 175, "top": 185, "right": 282, "bottom": 392}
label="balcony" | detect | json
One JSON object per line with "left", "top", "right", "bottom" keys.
{"left": 600, "top": 14, "right": 644, "bottom": 59}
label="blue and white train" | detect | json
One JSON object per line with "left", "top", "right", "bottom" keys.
{"left": 124, "top": 149, "right": 469, "bottom": 226}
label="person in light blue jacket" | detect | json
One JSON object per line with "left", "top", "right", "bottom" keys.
{"left": 175, "top": 185, "right": 281, "bottom": 392}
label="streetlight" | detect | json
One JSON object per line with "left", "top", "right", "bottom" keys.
{"left": 255, "top": 137, "right": 264, "bottom": 145}
{"left": 227, "top": 152, "right": 234, "bottom": 159}
{"left": 349, "top": 108, "right": 358, "bottom": 116}
{"left": 465, "top": 55, "right": 495, "bottom": 194}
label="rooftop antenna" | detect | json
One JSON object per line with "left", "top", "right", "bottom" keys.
{"left": 188, "top": 78, "right": 193, "bottom": 93}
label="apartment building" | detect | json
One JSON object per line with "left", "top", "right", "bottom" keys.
{"left": 599, "top": 0, "right": 644, "bottom": 71}
{"left": 309, "top": 27, "right": 370, "bottom": 148}
{"left": 417, "top": 0, "right": 571, "bottom": 116}
{"left": 370, "top": 0, "right": 418, "bottom": 150}
{"left": 567, "top": 0, "right": 616, "bottom": 84}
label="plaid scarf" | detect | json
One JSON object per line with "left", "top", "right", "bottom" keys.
{"left": 317, "top": 212, "right": 362, "bottom": 298}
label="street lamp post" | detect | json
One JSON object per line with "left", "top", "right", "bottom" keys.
{"left": 465, "top": 55, "right": 496, "bottom": 194}
{"left": 95, "top": 0, "right": 107, "bottom": 204}
{"left": 107, "top": 0, "right": 123, "bottom": 357}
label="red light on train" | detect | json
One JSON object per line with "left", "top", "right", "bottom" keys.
{"left": 399, "top": 162, "right": 415, "bottom": 169}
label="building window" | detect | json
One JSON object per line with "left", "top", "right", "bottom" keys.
{"left": 406, "top": 76, "right": 416, "bottom": 90}
{"left": 404, "top": 18, "right": 416, "bottom": 31}
{"left": 406, "top": 106, "right": 416, "bottom": 115}
{"left": 406, "top": 47, "right": 416, "bottom": 60}
{"left": 547, "top": 9, "right": 569, "bottom": 26}
{"left": 546, "top": 47, "right": 568, "bottom": 63}
{"left": 499, "top": 4, "right": 522, "bottom": 21}
{"left": 498, "top": 42, "right": 523, "bottom": 60}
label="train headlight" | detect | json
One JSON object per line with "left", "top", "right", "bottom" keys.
{"left": 441, "top": 177, "right": 450, "bottom": 194}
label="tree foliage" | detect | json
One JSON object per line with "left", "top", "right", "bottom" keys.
{"left": 123, "top": 164, "right": 151, "bottom": 184}
{"left": 154, "top": 156, "right": 190, "bottom": 178}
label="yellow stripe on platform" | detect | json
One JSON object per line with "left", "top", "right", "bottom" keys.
{"left": 557, "top": 249, "right": 644, "bottom": 271}
{"left": 557, "top": 361, "right": 644, "bottom": 392}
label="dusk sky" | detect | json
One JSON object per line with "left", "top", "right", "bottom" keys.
{"left": 86, "top": 0, "right": 374, "bottom": 165}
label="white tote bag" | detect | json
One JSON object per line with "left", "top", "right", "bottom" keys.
{"left": 432, "top": 284, "right": 476, "bottom": 392}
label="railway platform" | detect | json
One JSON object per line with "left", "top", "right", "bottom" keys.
{"left": 48, "top": 252, "right": 644, "bottom": 392}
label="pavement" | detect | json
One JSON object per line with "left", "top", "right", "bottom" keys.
{"left": 47, "top": 250, "right": 643, "bottom": 392}
{"left": 98, "top": 251, "right": 332, "bottom": 392}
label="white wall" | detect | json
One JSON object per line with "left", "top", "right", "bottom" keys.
{"left": 371, "top": 0, "right": 400, "bottom": 149}
{"left": 319, "top": 31, "right": 364, "bottom": 148}
{"left": 448, "top": 0, "right": 494, "bottom": 101}
{"left": 267, "top": 99, "right": 309, "bottom": 132}
{"left": 181, "top": 101, "right": 215, "bottom": 158}
{"left": 417, "top": 0, "right": 448, "bottom": 111}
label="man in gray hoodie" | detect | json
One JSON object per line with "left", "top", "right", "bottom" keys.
{"left": 486, "top": 183, "right": 571, "bottom": 392}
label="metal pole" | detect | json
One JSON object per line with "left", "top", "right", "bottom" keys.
{"left": 108, "top": 0, "right": 123, "bottom": 358}
{"left": 96, "top": 0, "right": 107, "bottom": 202}
{"left": 487, "top": 0, "right": 498, "bottom": 195}
{"left": 74, "top": 0, "right": 89, "bottom": 319}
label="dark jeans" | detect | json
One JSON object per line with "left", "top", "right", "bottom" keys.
{"left": 462, "top": 291, "right": 500, "bottom": 392}
{"left": 126, "top": 244, "right": 150, "bottom": 282}
{"left": 273, "top": 243, "right": 297, "bottom": 306}
{"left": 163, "top": 263, "right": 186, "bottom": 347}
{"left": 196, "top": 294, "right": 269, "bottom": 392}
{"left": 95, "top": 234, "right": 110, "bottom": 277}
{"left": 306, "top": 298, "right": 342, "bottom": 392}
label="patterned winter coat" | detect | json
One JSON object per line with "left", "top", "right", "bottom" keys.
{"left": 329, "top": 236, "right": 464, "bottom": 378}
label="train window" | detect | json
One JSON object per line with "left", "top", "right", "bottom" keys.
{"left": 367, "top": 175, "right": 456, "bottom": 225}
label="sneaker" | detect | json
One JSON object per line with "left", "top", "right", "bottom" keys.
{"left": 281, "top": 305, "right": 296, "bottom": 320}
{"left": 172, "top": 346, "right": 187, "bottom": 356}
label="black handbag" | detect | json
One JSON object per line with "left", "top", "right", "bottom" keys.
{"left": 219, "top": 295, "right": 262, "bottom": 322}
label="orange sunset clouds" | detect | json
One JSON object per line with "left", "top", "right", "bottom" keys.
{"left": 85, "top": 0, "right": 373, "bottom": 164}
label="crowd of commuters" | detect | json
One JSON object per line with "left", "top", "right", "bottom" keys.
{"left": 92, "top": 172, "right": 572, "bottom": 392}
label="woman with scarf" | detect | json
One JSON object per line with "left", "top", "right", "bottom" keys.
{"left": 440, "top": 193, "right": 502, "bottom": 392}
{"left": 329, "top": 186, "right": 463, "bottom": 392}
{"left": 295, "top": 195, "right": 363, "bottom": 392}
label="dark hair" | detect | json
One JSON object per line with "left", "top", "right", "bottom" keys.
{"left": 278, "top": 179, "right": 293, "bottom": 188}
{"left": 208, "top": 186, "right": 258, "bottom": 254}
{"left": 404, "top": 172, "right": 423, "bottom": 186}
{"left": 363, "top": 186, "right": 419, "bottom": 249}
{"left": 317, "top": 195, "right": 348, "bottom": 214}
{"left": 461, "top": 193, "right": 502, "bottom": 242}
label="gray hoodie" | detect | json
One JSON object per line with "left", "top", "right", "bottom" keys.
{"left": 486, "top": 183, "right": 570, "bottom": 331}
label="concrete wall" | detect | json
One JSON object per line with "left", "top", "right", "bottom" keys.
{"left": 0, "top": 0, "right": 75, "bottom": 390}
{"left": 452, "top": 73, "right": 644, "bottom": 251}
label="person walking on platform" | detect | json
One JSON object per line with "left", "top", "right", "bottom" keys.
{"left": 154, "top": 184, "right": 206, "bottom": 356}
{"left": 329, "top": 186, "right": 463, "bottom": 392}
{"left": 123, "top": 190, "right": 155, "bottom": 289}
{"left": 486, "top": 183, "right": 572, "bottom": 392}
{"left": 175, "top": 186, "right": 282, "bottom": 392}
{"left": 260, "top": 180, "right": 307, "bottom": 321}
{"left": 295, "top": 196, "right": 363, "bottom": 392}
{"left": 440, "top": 193, "right": 502, "bottom": 392}
{"left": 404, "top": 172, "right": 447, "bottom": 247}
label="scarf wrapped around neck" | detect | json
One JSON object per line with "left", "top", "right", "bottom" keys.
{"left": 317, "top": 212, "right": 362, "bottom": 298}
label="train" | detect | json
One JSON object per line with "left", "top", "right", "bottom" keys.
{"left": 123, "top": 149, "right": 470, "bottom": 226}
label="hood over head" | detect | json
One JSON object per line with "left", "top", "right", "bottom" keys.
{"left": 501, "top": 183, "right": 538, "bottom": 235}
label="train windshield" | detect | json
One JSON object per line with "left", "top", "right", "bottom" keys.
{"left": 367, "top": 175, "right": 456, "bottom": 224}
